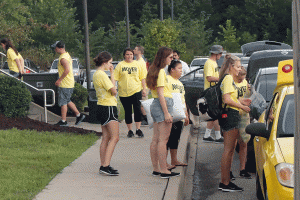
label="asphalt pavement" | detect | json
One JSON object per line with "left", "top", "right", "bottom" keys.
{"left": 190, "top": 124, "right": 257, "bottom": 200}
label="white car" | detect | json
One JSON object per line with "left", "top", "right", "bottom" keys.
{"left": 189, "top": 57, "right": 208, "bottom": 78}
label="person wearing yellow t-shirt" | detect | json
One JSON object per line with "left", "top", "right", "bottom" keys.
{"left": 166, "top": 60, "right": 189, "bottom": 170}
{"left": 114, "top": 48, "right": 147, "bottom": 138}
{"left": 146, "top": 47, "right": 180, "bottom": 179}
{"left": 51, "top": 41, "right": 85, "bottom": 126}
{"left": 133, "top": 45, "right": 149, "bottom": 126}
{"left": 228, "top": 67, "right": 252, "bottom": 180}
{"left": 203, "top": 45, "right": 223, "bottom": 143}
{"left": 0, "top": 38, "right": 25, "bottom": 78}
{"left": 93, "top": 51, "right": 120, "bottom": 176}
{"left": 218, "top": 54, "right": 251, "bottom": 192}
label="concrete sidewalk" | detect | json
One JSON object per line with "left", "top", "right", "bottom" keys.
{"left": 33, "top": 121, "right": 191, "bottom": 200}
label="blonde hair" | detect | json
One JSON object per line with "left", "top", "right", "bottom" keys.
{"left": 219, "top": 53, "right": 240, "bottom": 79}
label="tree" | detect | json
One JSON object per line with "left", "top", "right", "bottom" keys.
{"left": 216, "top": 20, "right": 241, "bottom": 53}
{"left": 0, "top": 0, "right": 32, "bottom": 47}
{"left": 140, "top": 18, "right": 185, "bottom": 62}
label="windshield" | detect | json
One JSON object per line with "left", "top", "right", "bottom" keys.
{"left": 277, "top": 94, "right": 294, "bottom": 137}
{"left": 191, "top": 59, "right": 207, "bottom": 67}
{"left": 51, "top": 59, "right": 78, "bottom": 70}
{"left": 255, "top": 73, "right": 277, "bottom": 102}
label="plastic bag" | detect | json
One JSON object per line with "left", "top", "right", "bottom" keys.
{"left": 239, "top": 111, "right": 251, "bottom": 143}
{"left": 140, "top": 98, "right": 154, "bottom": 128}
{"left": 171, "top": 93, "right": 186, "bottom": 122}
{"left": 249, "top": 90, "right": 268, "bottom": 120}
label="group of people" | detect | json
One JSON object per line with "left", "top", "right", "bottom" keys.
{"left": 203, "top": 45, "right": 252, "bottom": 192}
{"left": 1, "top": 37, "right": 252, "bottom": 191}
{"left": 95, "top": 46, "right": 189, "bottom": 177}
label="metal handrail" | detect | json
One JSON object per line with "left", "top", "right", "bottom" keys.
{"left": 24, "top": 65, "right": 37, "bottom": 73}
{"left": 0, "top": 69, "right": 55, "bottom": 123}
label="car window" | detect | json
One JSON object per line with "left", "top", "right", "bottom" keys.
{"left": 52, "top": 60, "right": 58, "bottom": 69}
{"left": 265, "top": 93, "right": 279, "bottom": 132}
{"left": 277, "top": 94, "right": 294, "bottom": 137}
{"left": 73, "top": 60, "right": 79, "bottom": 70}
{"left": 255, "top": 73, "right": 277, "bottom": 102}
{"left": 180, "top": 68, "right": 203, "bottom": 81}
{"left": 191, "top": 59, "right": 207, "bottom": 67}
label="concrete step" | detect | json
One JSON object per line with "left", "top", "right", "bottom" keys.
{"left": 28, "top": 102, "right": 76, "bottom": 123}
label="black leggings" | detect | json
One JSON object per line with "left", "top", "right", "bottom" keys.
{"left": 119, "top": 91, "right": 142, "bottom": 124}
{"left": 167, "top": 121, "right": 184, "bottom": 149}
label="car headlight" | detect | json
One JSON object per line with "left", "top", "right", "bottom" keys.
{"left": 275, "top": 163, "right": 294, "bottom": 188}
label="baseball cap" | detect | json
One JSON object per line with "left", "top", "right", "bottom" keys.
{"left": 210, "top": 45, "right": 224, "bottom": 54}
{"left": 51, "top": 41, "right": 65, "bottom": 48}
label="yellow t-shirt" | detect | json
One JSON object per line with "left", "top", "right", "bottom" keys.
{"left": 58, "top": 52, "right": 74, "bottom": 88}
{"left": 93, "top": 70, "right": 117, "bottom": 106}
{"left": 236, "top": 79, "right": 248, "bottom": 98}
{"left": 151, "top": 69, "right": 172, "bottom": 98}
{"left": 167, "top": 75, "right": 186, "bottom": 107}
{"left": 220, "top": 75, "right": 239, "bottom": 111}
{"left": 114, "top": 60, "right": 147, "bottom": 97}
{"left": 7, "top": 48, "right": 23, "bottom": 73}
{"left": 204, "top": 58, "right": 219, "bottom": 90}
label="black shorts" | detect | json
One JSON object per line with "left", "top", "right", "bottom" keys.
{"left": 97, "top": 105, "right": 118, "bottom": 126}
{"left": 218, "top": 108, "right": 240, "bottom": 132}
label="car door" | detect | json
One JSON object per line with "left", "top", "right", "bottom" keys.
{"left": 255, "top": 93, "right": 278, "bottom": 177}
{"left": 180, "top": 68, "right": 204, "bottom": 116}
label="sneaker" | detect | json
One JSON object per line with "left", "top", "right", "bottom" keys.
{"left": 141, "top": 119, "right": 149, "bottom": 126}
{"left": 219, "top": 182, "right": 243, "bottom": 192}
{"left": 75, "top": 114, "right": 86, "bottom": 125}
{"left": 240, "top": 170, "right": 252, "bottom": 179}
{"left": 99, "top": 166, "right": 119, "bottom": 176}
{"left": 160, "top": 172, "right": 180, "bottom": 179}
{"left": 215, "top": 137, "right": 224, "bottom": 143}
{"left": 152, "top": 171, "right": 161, "bottom": 177}
{"left": 127, "top": 130, "right": 134, "bottom": 138}
{"left": 99, "top": 166, "right": 118, "bottom": 173}
{"left": 203, "top": 136, "right": 215, "bottom": 142}
{"left": 230, "top": 171, "right": 236, "bottom": 180}
{"left": 55, "top": 120, "right": 68, "bottom": 126}
{"left": 136, "top": 129, "right": 144, "bottom": 138}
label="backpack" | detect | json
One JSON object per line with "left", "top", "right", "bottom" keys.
{"left": 198, "top": 74, "right": 228, "bottom": 120}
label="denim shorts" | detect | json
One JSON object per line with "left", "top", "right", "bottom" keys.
{"left": 150, "top": 97, "right": 174, "bottom": 123}
{"left": 218, "top": 108, "right": 241, "bottom": 132}
{"left": 58, "top": 87, "right": 74, "bottom": 106}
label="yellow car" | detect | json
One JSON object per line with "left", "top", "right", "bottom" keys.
{"left": 246, "top": 59, "right": 294, "bottom": 200}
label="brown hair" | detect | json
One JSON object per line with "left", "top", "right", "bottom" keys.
{"left": 0, "top": 38, "right": 19, "bottom": 55}
{"left": 146, "top": 47, "right": 173, "bottom": 90}
{"left": 219, "top": 53, "right": 240, "bottom": 79}
{"left": 123, "top": 47, "right": 134, "bottom": 58}
{"left": 136, "top": 45, "right": 144, "bottom": 54}
{"left": 94, "top": 51, "right": 112, "bottom": 66}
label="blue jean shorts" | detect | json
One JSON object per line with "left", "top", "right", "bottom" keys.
{"left": 150, "top": 97, "right": 174, "bottom": 123}
{"left": 218, "top": 108, "right": 241, "bottom": 132}
{"left": 58, "top": 87, "right": 74, "bottom": 106}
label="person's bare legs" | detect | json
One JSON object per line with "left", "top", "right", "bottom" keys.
{"left": 126, "top": 123, "right": 133, "bottom": 131}
{"left": 150, "top": 123, "right": 160, "bottom": 172}
{"left": 170, "top": 149, "right": 187, "bottom": 166}
{"left": 61, "top": 105, "right": 68, "bottom": 121}
{"left": 67, "top": 101, "right": 80, "bottom": 116}
{"left": 221, "top": 128, "right": 240, "bottom": 185}
{"left": 100, "top": 126, "right": 111, "bottom": 165}
{"left": 238, "top": 139, "right": 247, "bottom": 171}
{"left": 157, "top": 121, "right": 172, "bottom": 174}
{"left": 100, "top": 121, "right": 120, "bottom": 167}
{"left": 135, "top": 121, "right": 141, "bottom": 130}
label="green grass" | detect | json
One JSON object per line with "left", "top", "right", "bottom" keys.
{"left": 0, "top": 128, "right": 99, "bottom": 200}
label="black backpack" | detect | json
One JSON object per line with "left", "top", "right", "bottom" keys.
{"left": 198, "top": 75, "right": 228, "bottom": 120}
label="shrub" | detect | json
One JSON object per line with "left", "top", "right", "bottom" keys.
{"left": 0, "top": 76, "right": 32, "bottom": 117}
{"left": 70, "top": 82, "right": 88, "bottom": 113}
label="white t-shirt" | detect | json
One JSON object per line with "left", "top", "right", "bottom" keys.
{"left": 180, "top": 60, "right": 190, "bottom": 76}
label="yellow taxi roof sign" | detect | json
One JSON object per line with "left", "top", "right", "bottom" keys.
{"left": 277, "top": 59, "right": 294, "bottom": 86}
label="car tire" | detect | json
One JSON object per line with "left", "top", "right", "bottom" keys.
{"left": 256, "top": 171, "right": 264, "bottom": 200}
